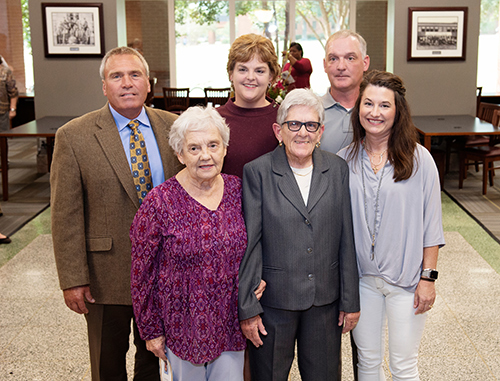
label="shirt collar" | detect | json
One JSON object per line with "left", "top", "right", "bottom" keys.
{"left": 108, "top": 105, "right": 151, "bottom": 132}
{"left": 322, "top": 88, "right": 350, "bottom": 112}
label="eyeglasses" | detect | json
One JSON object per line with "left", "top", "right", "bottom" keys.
{"left": 282, "top": 120, "right": 321, "bottom": 133}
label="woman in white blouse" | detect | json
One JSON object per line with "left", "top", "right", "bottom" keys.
{"left": 337, "top": 70, "right": 445, "bottom": 381}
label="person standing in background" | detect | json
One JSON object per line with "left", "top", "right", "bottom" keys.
{"left": 0, "top": 54, "right": 18, "bottom": 233}
{"left": 0, "top": 55, "right": 18, "bottom": 132}
{"left": 281, "top": 42, "right": 312, "bottom": 90}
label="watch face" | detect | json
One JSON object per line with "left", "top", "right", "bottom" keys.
{"left": 430, "top": 270, "right": 438, "bottom": 279}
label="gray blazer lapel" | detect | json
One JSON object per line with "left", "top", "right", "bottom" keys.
{"left": 272, "top": 146, "right": 310, "bottom": 219}
{"left": 94, "top": 106, "right": 140, "bottom": 209}
{"left": 307, "top": 149, "right": 329, "bottom": 213}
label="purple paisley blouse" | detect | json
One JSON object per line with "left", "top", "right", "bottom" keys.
{"left": 130, "top": 174, "right": 247, "bottom": 364}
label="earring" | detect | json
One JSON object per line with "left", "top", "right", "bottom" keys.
{"left": 279, "top": 141, "right": 283, "bottom": 147}
{"left": 315, "top": 142, "right": 321, "bottom": 148}
{"left": 268, "top": 83, "right": 272, "bottom": 89}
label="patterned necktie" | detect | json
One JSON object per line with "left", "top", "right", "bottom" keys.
{"left": 128, "top": 119, "right": 153, "bottom": 205}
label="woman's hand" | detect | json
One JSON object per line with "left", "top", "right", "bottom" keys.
{"left": 414, "top": 279, "right": 436, "bottom": 314}
{"left": 281, "top": 50, "right": 297, "bottom": 65}
{"left": 240, "top": 316, "right": 267, "bottom": 347}
{"left": 146, "top": 335, "right": 168, "bottom": 362}
{"left": 254, "top": 279, "right": 266, "bottom": 300}
{"left": 338, "top": 311, "right": 360, "bottom": 333}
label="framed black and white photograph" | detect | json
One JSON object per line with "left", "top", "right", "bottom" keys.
{"left": 407, "top": 7, "right": 468, "bottom": 61}
{"left": 42, "top": 3, "right": 104, "bottom": 57}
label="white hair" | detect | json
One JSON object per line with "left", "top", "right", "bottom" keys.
{"left": 169, "top": 106, "right": 230, "bottom": 154}
{"left": 277, "top": 89, "right": 325, "bottom": 125}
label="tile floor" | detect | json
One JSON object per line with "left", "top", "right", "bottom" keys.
{"left": 1, "top": 220, "right": 499, "bottom": 380}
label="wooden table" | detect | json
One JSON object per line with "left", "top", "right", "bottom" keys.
{"left": 413, "top": 114, "right": 500, "bottom": 151}
{"left": 0, "top": 116, "right": 75, "bottom": 201}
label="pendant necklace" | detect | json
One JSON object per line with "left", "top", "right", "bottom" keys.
{"left": 364, "top": 145, "right": 387, "bottom": 172}
{"left": 361, "top": 146, "right": 386, "bottom": 260}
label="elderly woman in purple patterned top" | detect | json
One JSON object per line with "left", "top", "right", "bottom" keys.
{"left": 130, "top": 106, "right": 264, "bottom": 380}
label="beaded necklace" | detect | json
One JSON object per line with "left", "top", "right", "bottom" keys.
{"left": 361, "top": 143, "right": 387, "bottom": 260}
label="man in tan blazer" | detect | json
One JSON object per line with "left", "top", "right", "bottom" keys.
{"left": 51, "top": 47, "right": 182, "bottom": 380}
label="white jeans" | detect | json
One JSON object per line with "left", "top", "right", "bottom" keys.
{"left": 165, "top": 347, "right": 244, "bottom": 381}
{"left": 352, "top": 276, "right": 427, "bottom": 381}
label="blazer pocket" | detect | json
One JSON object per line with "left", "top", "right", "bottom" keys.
{"left": 262, "top": 265, "right": 285, "bottom": 273}
{"left": 86, "top": 237, "right": 112, "bottom": 252}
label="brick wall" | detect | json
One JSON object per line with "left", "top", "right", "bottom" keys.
{"left": 356, "top": 0, "right": 387, "bottom": 71}
{"left": 0, "top": 0, "right": 26, "bottom": 93}
{"left": 126, "top": 0, "right": 170, "bottom": 93}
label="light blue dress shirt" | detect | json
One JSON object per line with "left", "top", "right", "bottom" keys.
{"left": 109, "top": 105, "right": 165, "bottom": 188}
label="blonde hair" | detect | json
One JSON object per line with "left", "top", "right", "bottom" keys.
{"left": 99, "top": 46, "right": 149, "bottom": 80}
{"left": 325, "top": 30, "right": 367, "bottom": 58}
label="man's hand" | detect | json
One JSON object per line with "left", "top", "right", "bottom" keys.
{"left": 146, "top": 336, "right": 168, "bottom": 362}
{"left": 63, "top": 285, "right": 95, "bottom": 314}
{"left": 338, "top": 311, "right": 360, "bottom": 333}
{"left": 254, "top": 280, "right": 266, "bottom": 300}
{"left": 240, "top": 315, "right": 267, "bottom": 347}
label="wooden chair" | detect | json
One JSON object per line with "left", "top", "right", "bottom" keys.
{"left": 145, "top": 78, "right": 157, "bottom": 107}
{"left": 476, "top": 86, "right": 482, "bottom": 117}
{"left": 490, "top": 110, "right": 500, "bottom": 146}
{"left": 459, "top": 145, "right": 500, "bottom": 194}
{"left": 477, "top": 102, "right": 500, "bottom": 124}
{"left": 458, "top": 109, "right": 500, "bottom": 191}
{"left": 162, "top": 87, "right": 190, "bottom": 114}
{"left": 446, "top": 100, "right": 498, "bottom": 173}
{"left": 204, "top": 87, "right": 231, "bottom": 107}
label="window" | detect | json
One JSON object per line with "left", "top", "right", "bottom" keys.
{"left": 125, "top": 0, "right": 387, "bottom": 95}
{"left": 477, "top": 0, "right": 500, "bottom": 95}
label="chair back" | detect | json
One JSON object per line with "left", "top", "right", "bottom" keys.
{"left": 477, "top": 102, "right": 500, "bottom": 124}
{"left": 492, "top": 109, "right": 500, "bottom": 127}
{"left": 476, "top": 87, "right": 482, "bottom": 117}
{"left": 145, "top": 78, "right": 157, "bottom": 107}
{"left": 490, "top": 109, "right": 500, "bottom": 146}
{"left": 204, "top": 87, "right": 231, "bottom": 107}
{"left": 163, "top": 87, "right": 190, "bottom": 113}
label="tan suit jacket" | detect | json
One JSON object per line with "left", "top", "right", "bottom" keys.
{"left": 51, "top": 104, "right": 182, "bottom": 305}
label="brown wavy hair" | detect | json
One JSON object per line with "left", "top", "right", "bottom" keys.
{"left": 347, "top": 70, "right": 418, "bottom": 182}
{"left": 226, "top": 34, "right": 280, "bottom": 83}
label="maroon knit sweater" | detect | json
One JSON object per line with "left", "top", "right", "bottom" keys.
{"left": 217, "top": 97, "right": 278, "bottom": 178}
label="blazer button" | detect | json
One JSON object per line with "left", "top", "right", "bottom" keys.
{"left": 307, "top": 247, "right": 313, "bottom": 254}
{"left": 308, "top": 273, "right": 314, "bottom": 280}
{"left": 304, "top": 219, "right": 310, "bottom": 225}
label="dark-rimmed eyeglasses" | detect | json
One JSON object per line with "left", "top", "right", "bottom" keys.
{"left": 282, "top": 120, "right": 321, "bottom": 132}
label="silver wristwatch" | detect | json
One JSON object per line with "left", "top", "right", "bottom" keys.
{"left": 421, "top": 268, "right": 438, "bottom": 281}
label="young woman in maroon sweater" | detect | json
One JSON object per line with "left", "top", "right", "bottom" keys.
{"left": 217, "top": 33, "right": 281, "bottom": 178}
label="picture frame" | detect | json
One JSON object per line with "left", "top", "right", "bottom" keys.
{"left": 407, "top": 7, "right": 468, "bottom": 61}
{"left": 42, "top": 3, "right": 105, "bottom": 57}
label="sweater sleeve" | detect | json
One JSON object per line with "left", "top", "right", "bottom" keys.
{"left": 130, "top": 189, "right": 166, "bottom": 340}
{"left": 292, "top": 58, "right": 312, "bottom": 75}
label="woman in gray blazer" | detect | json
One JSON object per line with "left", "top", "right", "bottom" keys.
{"left": 238, "top": 88, "right": 360, "bottom": 381}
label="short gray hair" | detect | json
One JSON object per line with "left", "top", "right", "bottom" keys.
{"left": 325, "top": 30, "right": 367, "bottom": 58}
{"left": 99, "top": 46, "right": 150, "bottom": 80}
{"left": 169, "top": 106, "right": 230, "bottom": 154}
{"left": 276, "top": 89, "right": 325, "bottom": 125}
